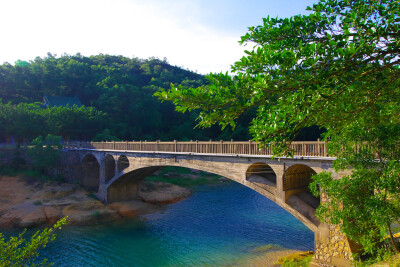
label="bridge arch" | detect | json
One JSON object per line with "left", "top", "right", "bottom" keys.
{"left": 246, "top": 162, "right": 277, "bottom": 187}
{"left": 283, "top": 164, "right": 320, "bottom": 227}
{"left": 105, "top": 163, "right": 319, "bottom": 231}
{"left": 117, "top": 155, "right": 129, "bottom": 172}
{"left": 105, "top": 154, "right": 116, "bottom": 183}
{"left": 81, "top": 153, "right": 100, "bottom": 189}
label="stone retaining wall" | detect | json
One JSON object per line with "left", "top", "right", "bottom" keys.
{"left": 312, "top": 193, "right": 353, "bottom": 266}
{"left": 0, "top": 149, "right": 81, "bottom": 184}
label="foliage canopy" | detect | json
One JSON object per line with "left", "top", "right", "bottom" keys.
{"left": 0, "top": 54, "right": 248, "bottom": 142}
{"left": 156, "top": 0, "right": 400, "bottom": 153}
{"left": 0, "top": 101, "right": 107, "bottom": 142}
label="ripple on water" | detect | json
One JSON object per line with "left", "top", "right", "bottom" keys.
{"left": 33, "top": 182, "right": 313, "bottom": 266}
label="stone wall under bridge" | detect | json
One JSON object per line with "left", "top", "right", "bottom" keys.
{"left": 61, "top": 149, "right": 355, "bottom": 266}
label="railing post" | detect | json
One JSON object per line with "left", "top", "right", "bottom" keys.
{"left": 249, "top": 140, "right": 252, "bottom": 155}
{"left": 174, "top": 140, "right": 177, "bottom": 152}
{"left": 196, "top": 140, "right": 198, "bottom": 153}
{"left": 126, "top": 140, "right": 128, "bottom": 151}
{"left": 113, "top": 141, "right": 116, "bottom": 150}
{"left": 220, "top": 140, "right": 223, "bottom": 154}
{"left": 302, "top": 143, "right": 306, "bottom": 156}
{"left": 156, "top": 140, "right": 159, "bottom": 152}
{"left": 209, "top": 139, "right": 212, "bottom": 153}
{"left": 140, "top": 141, "right": 143, "bottom": 151}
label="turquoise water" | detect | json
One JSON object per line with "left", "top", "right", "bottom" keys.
{"left": 33, "top": 182, "right": 313, "bottom": 266}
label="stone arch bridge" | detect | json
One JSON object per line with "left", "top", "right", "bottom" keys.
{"left": 64, "top": 140, "right": 355, "bottom": 266}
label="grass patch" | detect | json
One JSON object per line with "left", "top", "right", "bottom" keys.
{"left": 144, "top": 166, "right": 224, "bottom": 187}
{"left": 0, "top": 165, "right": 65, "bottom": 182}
{"left": 146, "top": 175, "right": 220, "bottom": 187}
{"left": 22, "top": 170, "right": 53, "bottom": 181}
{"left": 92, "top": 211, "right": 100, "bottom": 219}
{"left": 252, "top": 244, "right": 282, "bottom": 253}
{"left": 33, "top": 200, "right": 42, "bottom": 205}
{"left": 160, "top": 166, "right": 194, "bottom": 175}
{"left": 88, "top": 193, "right": 99, "bottom": 200}
{"left": 276, "top": 251, "right": 314, "bottom": 267}
{"left": 0, "top": 165, "right": 22, "bottom": 177}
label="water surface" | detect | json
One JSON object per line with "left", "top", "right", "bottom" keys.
{"left": 34, "top": 182, "right": 314, "bottom": 266}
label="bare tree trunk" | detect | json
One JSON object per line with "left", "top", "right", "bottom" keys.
{"left": 388, "top": 222, "right": 399, "bottom": 253}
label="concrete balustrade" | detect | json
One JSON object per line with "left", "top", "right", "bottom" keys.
{"left": 64, "top": 140, "right": 329, "bottom": 157}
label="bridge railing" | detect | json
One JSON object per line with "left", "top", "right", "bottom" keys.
{"left": 64, "top": 140, "right": 329, "bottom": 157}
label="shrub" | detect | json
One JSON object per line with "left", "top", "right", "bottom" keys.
{"left": 0, "top": 217, "right": 68, "bottom": 266}
{"left": 27, "top": 134, "right": 62, "bottom": 176}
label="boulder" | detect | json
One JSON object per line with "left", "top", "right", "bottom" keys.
{"left": 108, "top": 201, "right": 159, "bottom": 217}
{"left": 139, "top": 181, "right": 191, "bottom": 204}
{"left": 19, "top": 206, "right": 48, "bottom": 228}
{"left": 62, "top": 200, "right": 120, "bottom": 225}
{"left": 0, "top": 202, "right": 48, "bottom": 228}
{"left": 42, "top": 206, "right": 62, "bottom": 225}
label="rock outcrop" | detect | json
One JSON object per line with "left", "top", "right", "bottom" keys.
{"left": 139, "top": 181, "right": 191, "bottom": 204}
{"left": 0, "top": 176, "right": 191, "bottom": 228}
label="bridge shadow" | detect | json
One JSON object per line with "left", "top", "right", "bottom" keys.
{"left": 246, "top": 162, "right": 277, "bottom": 194}
{"left": 81, "top": 153, "right": 100, "bottom": 190}
{"left": 284, "top": 164, "right": 320, "bottom": 227}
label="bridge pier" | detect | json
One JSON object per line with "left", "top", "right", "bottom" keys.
{"left": 310, "top": 223, "right": 353, "bottom": 266}
{"left": 97, "top": 153, "right": 106, "bottom": 201}
{"left": 310, "top": 192, "right": 358, "bottom": 266}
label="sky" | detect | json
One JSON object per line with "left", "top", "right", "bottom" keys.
{"left": 0, "top": 0, "right": 315, "bottom": 74}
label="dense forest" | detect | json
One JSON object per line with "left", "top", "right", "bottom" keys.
{"left": 0, "top": 53, "right": 254, "bottom": 142}
{"left": 0, "top": 53, "right": 321, "bottom": 143}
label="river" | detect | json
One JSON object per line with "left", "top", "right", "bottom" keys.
{"left": 24, "top": 181, "right": 313, "bottom": 266}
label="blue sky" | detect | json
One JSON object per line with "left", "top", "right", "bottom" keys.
{"left": 0, "top": 0, "right": 315, "bottom": 74}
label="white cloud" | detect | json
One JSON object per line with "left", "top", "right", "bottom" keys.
{"left": 0, "top": 0, "right": 245, "bottom": 73}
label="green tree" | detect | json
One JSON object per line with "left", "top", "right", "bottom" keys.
{"left": 156, "top": 0, "right": 400, "bottom": 258}
{"left": 0, "top": 100, "right": 107, "bottom": 142}
{"left": 27, "top": 135, "right": 62, "bottom": 175}
{"left": 93, "top": 129, "right": 121, "bottom": 142}
{"left": 0, "top": 218, "right": 67, "bottom": 267}
{"left": 311, "top": 112, "right": 400, "bottom": 256}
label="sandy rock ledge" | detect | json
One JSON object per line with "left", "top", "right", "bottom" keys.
{"left": 0, "top": 176, "right": 191, "bottom": 228}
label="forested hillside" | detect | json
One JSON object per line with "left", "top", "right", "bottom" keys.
{"left": 0, "top": 53, "right": 252, "bottom": 142}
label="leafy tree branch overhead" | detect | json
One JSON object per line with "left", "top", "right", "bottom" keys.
{"left": 155, "top": 0, "right": 400, "bottom": 154}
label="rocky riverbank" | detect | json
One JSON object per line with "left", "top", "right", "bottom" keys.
{"left": 0, "top": 176, "right": 191, "bottom": 228}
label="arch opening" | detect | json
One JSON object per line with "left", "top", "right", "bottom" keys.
{"left": 81, "top": 153, "right": 100, "bottom": 190}
{"left": 117, "top": 155, "right": 129, "bottom": 172}
{"left": 107, "top": 166, "right": 224, "bottom": 203}
{"left": 246, "top": 162, "right": 277, "bottom": 187}
{"left": 105, "top": 154, "right": 116, "bottom": 183}
{"left": 284, "top": 164, "right": 320, "bottom": 226}
{"left": 105, "top": 163, "right": 317, "bottom": 231}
